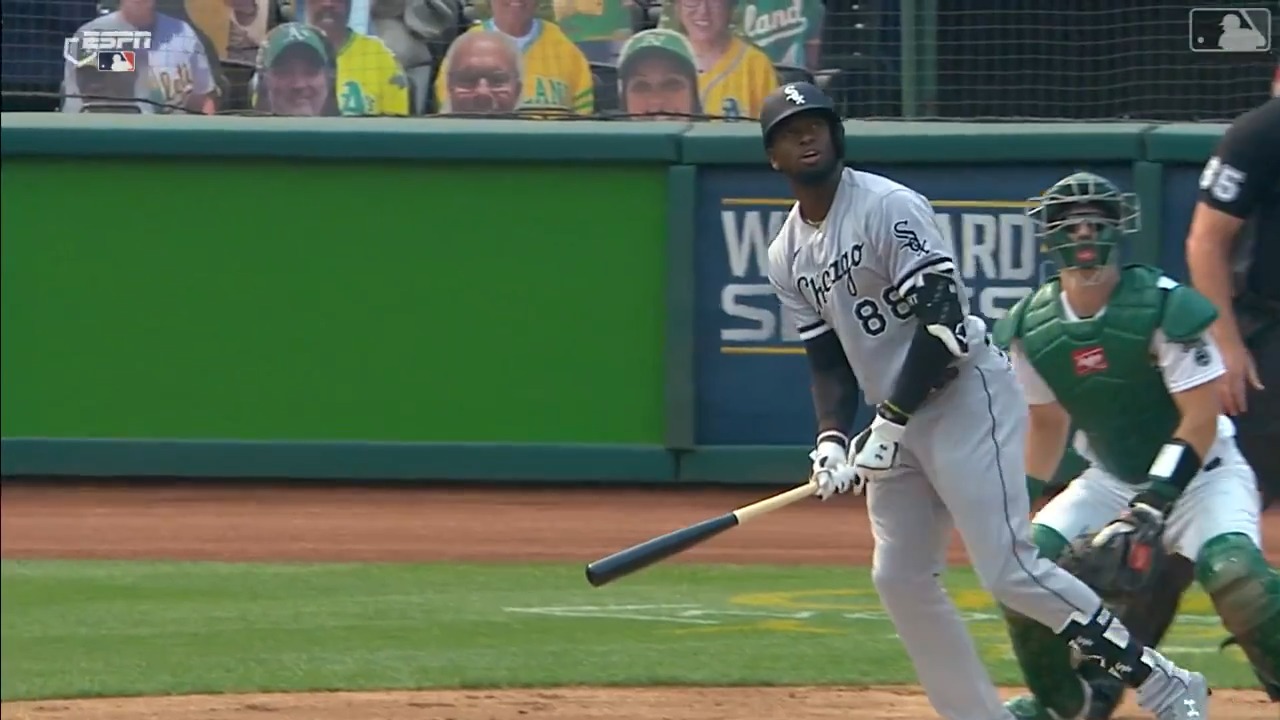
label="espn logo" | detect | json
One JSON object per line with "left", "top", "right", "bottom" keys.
{"left": 97, "top": 51, "right": 136, "bottom": 72}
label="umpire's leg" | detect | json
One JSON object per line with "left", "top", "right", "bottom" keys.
{"left": 1236, "top": 306, "right": 1280, "bottom": 510}
{"left": 1231, "top": 302, "right": 1280, "bottom": 701}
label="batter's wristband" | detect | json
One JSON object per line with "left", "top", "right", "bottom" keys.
{"left": 1147, "top": 440, "right": 1202, "bottom": 493}
{"left": 816, "top": 430, "right": 849, "bottom": 449}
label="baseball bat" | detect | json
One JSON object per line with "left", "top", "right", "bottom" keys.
{"left": 584, "top": 478, "right": 819, "bottom": 587}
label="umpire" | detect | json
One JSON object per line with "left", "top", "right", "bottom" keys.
{"left": 1186, "top": 90, "right": 1280, "bottom": 700}
{"left": 1185, "top": 93, "right": 1279, "bottom": 512}
{"left": 1079, "top": 88, "right": 1280, "bottom": 720}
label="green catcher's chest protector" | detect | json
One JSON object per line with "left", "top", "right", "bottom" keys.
{"left": 993, "top": 265, "right": 1219, "bottom": 484}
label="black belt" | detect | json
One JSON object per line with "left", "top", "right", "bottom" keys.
{"left": 1235, "top": 292, "right": 1280, "bottom": 349}
{"left": 1236, "top": 292, "right": 1280, "bottom": 317}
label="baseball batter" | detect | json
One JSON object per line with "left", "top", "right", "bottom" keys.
{"left": 758, "top": 82, "right": 1209, "bottom": 720}
{"left": 991, "top": 172, "right": 1280, "bottom": 720}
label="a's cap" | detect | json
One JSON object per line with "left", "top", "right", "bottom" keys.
{"left": 618, "top": 29, "right": 696, "bottom": 74}
{"left": 262, "top": 23, "right": 332, "bottom": 67}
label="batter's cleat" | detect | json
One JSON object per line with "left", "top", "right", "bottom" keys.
{"left": 1136, "top": 669, "right": 1210, "bottom": 720}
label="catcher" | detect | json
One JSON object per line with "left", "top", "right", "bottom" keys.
{"left": 991, "top": 171, "right": 1280, "bottom": 720}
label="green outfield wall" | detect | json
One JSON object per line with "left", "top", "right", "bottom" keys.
{"left": 0, "top": 113, "right": 1228, "bottom": 483}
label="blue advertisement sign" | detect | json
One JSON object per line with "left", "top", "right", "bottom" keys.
{"left": 1159, "top": 164, "right": 1205, "bottom": 283}
{"left": 694, "top": 163, "right": 1133, "bottom": 446}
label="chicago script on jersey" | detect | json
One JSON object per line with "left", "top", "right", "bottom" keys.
{"left": 796, "top": 243, "right": 864, "bottom": 310}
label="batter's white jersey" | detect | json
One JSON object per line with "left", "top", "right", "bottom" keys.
{"left": 766, "top": 167, "right": 982, "bottom": 405}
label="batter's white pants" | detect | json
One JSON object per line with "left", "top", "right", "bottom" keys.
{"left": 866, "top": 345, "right": 1114, "bottom": 720}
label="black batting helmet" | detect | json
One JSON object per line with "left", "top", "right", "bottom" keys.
{"left": 759, "top": 81, "right": 845, "bottom": 157}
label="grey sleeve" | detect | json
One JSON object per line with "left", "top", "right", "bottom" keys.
{"left": 871, "top": 189, "right": 958, "bottom": 299}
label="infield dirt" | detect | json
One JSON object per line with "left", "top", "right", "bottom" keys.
{"left": 2, "top": 482, "right": 1276, "bottom": 719}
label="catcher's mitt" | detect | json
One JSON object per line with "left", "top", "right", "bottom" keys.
{"left": 1057, "top": 510, "right": 1169, "bottom": 604}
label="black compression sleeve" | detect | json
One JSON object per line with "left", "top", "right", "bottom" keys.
{"left": 885, "top": 271, "right": 965, "bottom": 417}
{"left": 886, "top": 326, "right": 956, "bottom": 416}
{"left": 803, "top": 331, "right": 861, "bottom": 436}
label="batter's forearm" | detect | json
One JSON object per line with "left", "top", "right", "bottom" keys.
{"left": 804, "top": 331, "right": 861, "bottom": 435}
{"left": 886, "top": 270, "right": 967, "bottom": 417}
{"left": 885, "top": 325, "right": 955, "bottom": 416}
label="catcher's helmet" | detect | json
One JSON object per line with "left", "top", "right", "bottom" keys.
{"left": 1026, "top": 171, "right": 1140, "bottom": 272}
{"left": 759, "top": 81, "right": 844, "bottom": 157}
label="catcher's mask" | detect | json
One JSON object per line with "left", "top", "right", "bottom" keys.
{"left": 1027, "top": 171, "right": 1141, "bottom": 272}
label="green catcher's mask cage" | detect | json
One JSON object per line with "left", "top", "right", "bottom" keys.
{"left": 1026, "top": 171, "right": 1141, "bottom": 271}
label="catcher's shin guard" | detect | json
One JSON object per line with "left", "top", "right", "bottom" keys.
{"left": 1002, "top": 524, "right": 1090, "bottom": 718}
{"left": 1079, "top": 555, "right": 1196, "bottom": 719}
{"left": 1197, "top": 532, "right": 1280, "bottom": 700}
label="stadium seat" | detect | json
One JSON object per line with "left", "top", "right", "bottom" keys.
{"left": 219, "top": 59, "right": 258, "bottom": 112}
{"left": 590, "top": 61, "right": 619, "bottom": 114}
{"left": 817, "top": 0, "right": 899, "bottom": 117}
{"left": 404, "top": 61, "right": 436, "bottom": 115}
{"left": 774, "top": 64, "right": 815, "bottom": 86}
{"left": 813, "top": 67, "right": 842, "bottom": 91}
{"left": 629, "top": 0, "right": 655, "bottom": 33}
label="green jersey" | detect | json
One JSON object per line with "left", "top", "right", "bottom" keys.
{"left": 992, "top": 265, "right": 1220, "bottom": 484}
{"left": 553, "top": 0, "right": 632, "bottom": 44}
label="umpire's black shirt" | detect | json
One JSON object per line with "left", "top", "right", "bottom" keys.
{"left": 1198, "top": 97, "right": 1280, "bottom": 302}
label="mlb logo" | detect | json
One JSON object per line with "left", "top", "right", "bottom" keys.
{"left": 97, "top": 51, "right": 136, "bottom": 72}
{"left": 1071, "top": 346, "right": 1109, "bottom": 376}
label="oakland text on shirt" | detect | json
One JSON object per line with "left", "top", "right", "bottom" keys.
{"left": 528, "top": 75, "right": 572, "bottom": 108}
{"left": 795, "top": 242, "right": 863, "bottom": 311}
{"left": 155, "top": 63, "right": 196, "bottom": 104}
{"left": 740, "top": 0, "right": 810, "bottom": 48}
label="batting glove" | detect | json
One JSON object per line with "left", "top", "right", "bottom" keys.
{"left": 851, "top": 407, "right": 907, "bottom": 485}
{"left": 809, "top": 431, "right": 853, "bottom": 500}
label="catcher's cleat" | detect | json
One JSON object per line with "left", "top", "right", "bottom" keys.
{"left": 1082, "top": 671, "right": 1125, "bottom": 720}
{"left": 1004, "top": 695, "right": 1053, "bottom": 720}
{"left": 1004, "top": 679, "right": 1093, "bottom": 720}
{"left": 1219, "top": 635, "right": 1280, "bottom": 701}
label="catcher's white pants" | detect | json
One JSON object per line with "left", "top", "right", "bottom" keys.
{"left": 1033, "top": 439, "right": 1261, "bottom": 562}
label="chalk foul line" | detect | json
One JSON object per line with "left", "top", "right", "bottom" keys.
{"left": 501, "top": 604, "right": 1221, "bottom": 630}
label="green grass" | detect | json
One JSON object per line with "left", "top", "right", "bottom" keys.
{"left": 0, "top": 559, "right": 1260, "bottom": 701}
